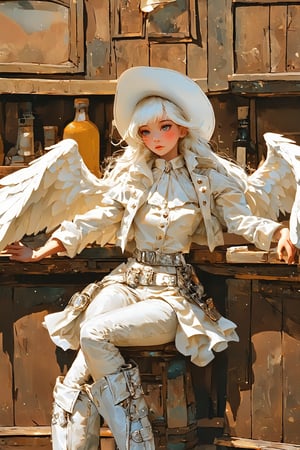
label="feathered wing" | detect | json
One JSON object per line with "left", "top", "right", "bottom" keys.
{"left": 244, "top": 132, "right": 300, "bottom": 247}
{"left": 0, "top": 139, "right": 103, "bottom": 252}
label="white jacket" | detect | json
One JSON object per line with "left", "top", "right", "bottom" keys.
{"left": 52, "top": 147, "right": 280, "bottom": 258}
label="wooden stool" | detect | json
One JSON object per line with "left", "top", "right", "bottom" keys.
{"left": 121, "top": 343, "right": 198, "bottom": 450}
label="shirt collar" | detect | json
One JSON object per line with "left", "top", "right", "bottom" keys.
{"left": 153, "top": 154, "right": 185, "bottom": 172}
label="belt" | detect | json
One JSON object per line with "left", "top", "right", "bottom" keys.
{"left": 68, "top": 282, "right": 102, "bottom": 311}
{"left": 133, "top": 249, "right": 186, "bottom": 267}
{"left": 125, "top": 267, "right": 177, "bottom": 288}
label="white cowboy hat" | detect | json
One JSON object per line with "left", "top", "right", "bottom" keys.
{"left": 113, "top": 66, "right": 215, "bottom": 142}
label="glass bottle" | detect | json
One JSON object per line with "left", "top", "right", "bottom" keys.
{"left": 63, "top": 98, "right": 101, "bottom": 177}
{"left": 233, "top": 117, "right": 248, "bottom": 169}
{"left": 233, "top": 106, "right": 257, "bottom": 173}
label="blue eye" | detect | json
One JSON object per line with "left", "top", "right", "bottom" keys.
{"left": 162, "top": 124, "right": 171, "bottom": 131}
{"left": 139, "top": 129, "right": 150, "bottom": 136}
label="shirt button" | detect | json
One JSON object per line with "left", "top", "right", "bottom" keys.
{"left": 197, "top": 179, "right": 203, "bottom": 184}
{"left": 203, "top": 200, "right": 207, "bottom": 206}
{"left": 200, "top": 186, "right": 207, "bottom": 193}
{"left": 163, "top": 213, "right": 168, "bottom": 218}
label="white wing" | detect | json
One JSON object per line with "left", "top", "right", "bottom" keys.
{"left": 0, "top": 139, "right": 103, "bottom": 251}
{"left": 245, "top": 132, "right": 300, "bottom": 247}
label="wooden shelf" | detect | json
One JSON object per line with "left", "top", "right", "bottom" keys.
{"left": 215, "top": 436, "right": 300, "bottom": 450}
{"left": 229, "top": 73, "right": 300, "bottom": 95}
{"left": 0, "top": 78, "right": 117, "bottom": 96}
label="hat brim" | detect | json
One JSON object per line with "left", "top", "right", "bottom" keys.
{"left": 113, "top": 66, "right": 215, "bottom": 142}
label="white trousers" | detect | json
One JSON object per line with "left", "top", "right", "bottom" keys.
{"left": 64, "top": 283, "right": 178, "bottom": 387}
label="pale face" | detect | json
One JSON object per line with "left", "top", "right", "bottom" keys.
{"left": 139, "top": 119, "right": 187, "bottom": 161}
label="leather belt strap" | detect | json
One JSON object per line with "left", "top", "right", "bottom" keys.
{"left": 133, "top": 249, "right": 186, "bottom": 267}
{"left": 125, "top": 267, "right": 177, "bottom": 288}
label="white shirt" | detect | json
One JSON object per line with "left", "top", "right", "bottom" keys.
{"left": 134, "top": 156, "right": 201, "bottom": 254}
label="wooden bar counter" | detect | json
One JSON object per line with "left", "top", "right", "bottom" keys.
{"left": 0, "top": 244, "right": 299, "bottom": 449}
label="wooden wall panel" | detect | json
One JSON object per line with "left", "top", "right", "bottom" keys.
{"left": 282, "top": 285, "right": 300, "bottom": 443}
{"left": 225, "top": 279, "right": 252, "bottom": 438}
{"left": 287, "top": 5, "right": 300, "bottom": 71}
{"left": 207, "top": 0, "right": 233, "bottom": 91}
{"left": 147, "top": 0, "right": 189, "bottom": 38}
{"left": 86, "top": 0, "right": 111, "bottom": 79}
{"left": 270, "top": 5, "right": 287, "bottom": 73}
{"left": 114, "top": 40, "right": 149, "bottom": 78}
{"left": 187, "top": 0, "right": 207, "bottom": 85}
{"left": 187, "top": 43, "right": 207, "bottom": 90}
{"left": 235, "top": 6, "right": 270, "bottom": 74}
{"left": 251, "top": 280, "right": 282, "bottom": 442}
{"left": 187, "top": 0, "right": 206, "bottom": 80}
{"left": 13, "top": 286, "right": 78, "bottom": 426}
{"left": 150, "top": 43, "right": 187, "bottom": 72}
{"left": 4, "top": 103, "right": 19, "bottom": 149}
{"left": 113, "top": 0, "right": 143, "bottom": 37}
{"left": 0, "top": 287, "right": 13, "bottom": 426}
{"left": 210, "top": 94, "right": 239, "bottom": 157}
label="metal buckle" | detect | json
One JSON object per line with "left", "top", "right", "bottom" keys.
{"left": 68, "top": 292, "right": 90, "bottom": 311}
{"left": 125, "top": 267, "right": 141, "bottom": 288}
{"left": 153, "top": 273, "right": 177, "bottom": 286}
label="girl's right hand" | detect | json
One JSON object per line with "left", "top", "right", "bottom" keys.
{"left": 4, "top": 237, "right": 65, "bottom": 262}
{"left": 4, "top": 241, "right": 41, "bottom": 262}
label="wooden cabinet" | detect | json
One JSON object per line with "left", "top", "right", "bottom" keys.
{"left": 194, "top": 262, "right": 300, "bottom": 448}
{"left": 0, "top": 248, "right": 300, "bottom": 448}
{"left": 0, "top": 248, "right": 228, "bottom": 449}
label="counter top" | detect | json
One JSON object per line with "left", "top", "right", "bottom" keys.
{"left": 0, "top": 243, "right": 299, "bottom": 282}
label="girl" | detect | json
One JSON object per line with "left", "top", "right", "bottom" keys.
{"left": 5, "top": 66, "right": 296, "bottom": 450}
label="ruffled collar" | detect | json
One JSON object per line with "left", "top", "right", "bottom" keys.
{"left": 153, "top": 154, "right": 185, "bottom": 172}
{"left": 148, "top": 154, "right": 198, "bottom": 207}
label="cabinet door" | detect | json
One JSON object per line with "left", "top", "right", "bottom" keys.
{"left": 0, "top": 284, "right": 81, "bottom": 427}
{"left": 0, "top": 0, "right": 84, "bottom": 74}
{"left": 232, "top": 1, "right": 300, "bottom": 81}
{"left": 110, "top": 0, "right": 208, "bottom": 90}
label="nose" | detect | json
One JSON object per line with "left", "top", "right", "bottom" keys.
{"left": 153, "top": 131, "right": 160, "bottom": 141}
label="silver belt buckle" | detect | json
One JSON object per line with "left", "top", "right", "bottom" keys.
{"left": 126, "top": 267, "right": 141, "bottom": 288}
{"left": 139, "top": 267, "right": 154, "bottom": 285}
{"left": 68, "top": 292, "right": 90, "bottom": 311}
{"left": 154, "top": 273, "right": 177, "bottom": 286}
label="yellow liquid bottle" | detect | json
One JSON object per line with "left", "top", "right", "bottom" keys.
{"left": 63, "top": 98, "right": 101, "bottom": 177}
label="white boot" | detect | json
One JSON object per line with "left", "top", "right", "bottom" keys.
{"left": 90, "top": 362, "right": 155, "bottom": 450}
{"left": 51, "top": 376, "right": 100, "bottom": 450}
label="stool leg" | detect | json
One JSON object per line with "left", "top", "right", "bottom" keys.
{"left": 90, "top": 362, "right": 155, "bottom": 450}
{"left": 51, "top": 376, "right": 100, "bottom": 450}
